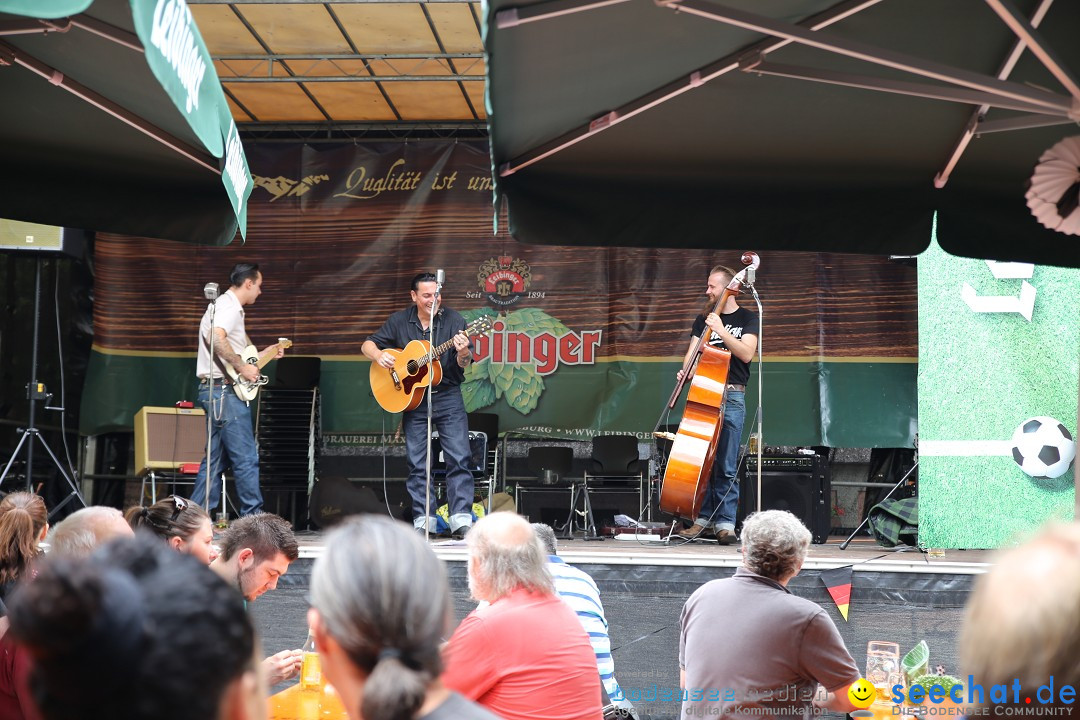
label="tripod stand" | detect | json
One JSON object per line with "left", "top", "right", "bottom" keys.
{"left": 0, "top": 256, "right": 87, "bottom": 517}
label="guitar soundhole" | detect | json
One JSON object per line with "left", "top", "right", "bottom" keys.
{"left": 406, "top": 360, "right": 419, "bottom": 374}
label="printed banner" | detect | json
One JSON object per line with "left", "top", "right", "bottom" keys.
{"left": 918, "top": 236, "right": 1078, "bottom": 549}
{"left": 81, "top": 141, "right": 918, "bottom": 448}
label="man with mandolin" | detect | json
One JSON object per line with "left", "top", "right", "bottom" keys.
{"left": 193, "top": 263, "right": 285, "bottom": 518}
{"left": 362, "top": 272, "right": 476, "bottom": 538}
{"left": 674, "top": 264, "right": 759, "bottom": 544}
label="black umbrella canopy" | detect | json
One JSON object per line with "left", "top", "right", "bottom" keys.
{"left": 485, "top": 0, "right": 1080, "bottom": 266}
{"left": 0, "top": 0, "right": 248, "bottom": 245}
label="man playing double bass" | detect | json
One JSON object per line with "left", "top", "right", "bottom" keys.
{"left": 674, "top": 264, "right": 759, "bottom": 543}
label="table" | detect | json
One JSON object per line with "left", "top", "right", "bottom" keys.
{"left": 269, "top": 683, "right": 348, "bottom": 720}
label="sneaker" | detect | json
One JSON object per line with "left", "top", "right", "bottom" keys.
{"left": 451, "top": 525, "right": 471, "bottom": 541}
{"left": 675, "top": 523, "right": 714, "bottom": 540}
{"left": 714, "top": 529, "right": 736, "bottom": 545}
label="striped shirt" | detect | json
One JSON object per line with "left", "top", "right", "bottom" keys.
{"left": 547, "top": 556, "right": 624, "bottom": 702}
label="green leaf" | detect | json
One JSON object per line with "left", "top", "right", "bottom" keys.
{"left": 504, "top": 307, "right": 570, "bottom": 335}
{"left": 462, "top": 378, "right": 496, "bottom": 411}
{"left": 506, "top": 365, "right": 544, "bottom": 414}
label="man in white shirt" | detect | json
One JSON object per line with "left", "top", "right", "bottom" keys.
{"left": 192, "top": 263, "right": 283, "bottom": 517}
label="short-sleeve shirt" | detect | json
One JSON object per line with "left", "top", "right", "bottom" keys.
{"left": 366, "top": 305, "right": 469, "bottom": 387}
{"left": 690, "top": 305, "right": 759, "bottom": 386}
{"left": 442, "top": 587, "right": 603, "bottom": 720}
{"left": 196, "top": 289, "right": 246, "bottom": 380}
{"left": 679, "top": 567, "right": 859, "bottom": 720}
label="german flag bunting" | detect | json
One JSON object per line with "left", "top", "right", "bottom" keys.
{"left": 820, "top": 566, "right": 854, "bottom": 621}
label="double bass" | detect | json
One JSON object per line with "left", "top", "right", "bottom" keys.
{"left": 658, "top": 252, "right": 759, "bottom": 520}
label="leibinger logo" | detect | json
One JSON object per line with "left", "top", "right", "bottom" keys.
{"left": 889, "top": 678, "right": 1077, "bottom": 715}
{"left": 149, "top": 0, "right": 208, "bottom": 114}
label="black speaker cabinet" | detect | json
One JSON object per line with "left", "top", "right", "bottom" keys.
{"left": 736, "top": 455, "right": 831, "bottom": 544}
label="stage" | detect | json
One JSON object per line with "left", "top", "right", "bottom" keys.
{"left": 251, "top": 530, "right": 987, "bottom": 719}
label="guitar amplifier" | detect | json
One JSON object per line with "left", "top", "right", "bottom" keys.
{"left": 134, "top": 406, "right": 207, "bottom": 475}
{"left": 431, "top": 430, "right": 487, "bottom": 476}
{"left": 737, "top": 454, "right": 831, "bottom": 544}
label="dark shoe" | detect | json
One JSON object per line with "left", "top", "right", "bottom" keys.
{"left": 715, "top": 529, "right": 736, "bottom": 545}
{"left": 451, "top": 525, "right": 471, "bottom": 541}
{"left": 675, "top": 523, "right": 714, "bottom": 540}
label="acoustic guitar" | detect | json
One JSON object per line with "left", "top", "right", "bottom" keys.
{"left": 370, "top": 316, "right": 493, "bottom": 413}
{"left": 224, "top": 338, "right": 292, "bottom": 402}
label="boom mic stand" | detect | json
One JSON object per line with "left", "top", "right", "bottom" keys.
{"left": 0, "top": 256, "right": 86, "bottom": 518}
{"left": 839, "top": 460, "right": 919, "bottom": 550}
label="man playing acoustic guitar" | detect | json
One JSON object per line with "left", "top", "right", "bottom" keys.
{"left": 675, "top": 264, "right": 759, "bottom": 544}
{"left": 362, "top": 272, "right": 475, "bottom": 538}
{"left": 193, "top": 263, "right": 285, "bottom": 518}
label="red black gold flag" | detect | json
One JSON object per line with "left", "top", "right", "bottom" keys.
{"left": 820, "top": 566, "right": 854, "bottom": 621}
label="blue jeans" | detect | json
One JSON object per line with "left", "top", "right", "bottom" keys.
{"left": 191, "top": 384, "right": 263, "bottom": 516}
{"left": 696, "top": 391, "right": 745, "bottom": 532}
{"left": 403, "top": 386, "right": 474, "bottom": 531}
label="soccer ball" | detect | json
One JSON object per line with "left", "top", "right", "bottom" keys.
{"left": 1010, "top": 417, "right": 1076, "bottom": 479}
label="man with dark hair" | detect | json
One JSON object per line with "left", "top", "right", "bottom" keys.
{"left": 211, "top": 512, "right": 298, "bottom": 601}
{"left": 361, "top": 272, "right": 476, "bottom": 538}
{"left": 675, "top": 263, "right": 759, "bottom": 543}
{"left": 6, "top": 536, "right": 264, "bottom": 720}
{"left": 192, "top": 262, "right": 284, "bottom": 517}
{"left": 210, "top": 512, "right": 301, "bottom": 685}
{"left": 680, "top": 511, "right": 860, "bottom": 719}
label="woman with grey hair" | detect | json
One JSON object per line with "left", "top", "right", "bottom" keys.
{"left": 308, "top": 516, "right": 499, "bottom": 720}
{"left": 740, "top": 508, "right": 812, "bottom": 582}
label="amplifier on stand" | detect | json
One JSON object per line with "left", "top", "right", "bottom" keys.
{"left": 737, "top": 453, "right": 831, "bottom": 544}
{"left": 134, "top": 406, "right": 206, "bottom": 475}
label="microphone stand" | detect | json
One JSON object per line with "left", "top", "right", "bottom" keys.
{"left": 203, "top": 288, "right": 218, "bottom": 516}
{"left": 746, "top": 277, "right": 764, "bottom": 520}
{"left": 424, "top": 281, "right": 443, "bottom": 540}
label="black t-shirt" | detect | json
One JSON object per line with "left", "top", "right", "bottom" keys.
{"left": 690, "top": 305, "right": 759, "bottom": 386}
{"left": 367, "top": 305, "right": 468, "bottom": 386}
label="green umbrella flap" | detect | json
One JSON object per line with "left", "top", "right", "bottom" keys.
{"left": 130, "top": 0, "right": 228, "bottom": 158}
{"left": 0, "top": 0, "right": 93, "bottom": 18}
{"left": 222, "top": 117, "right": 251, "bottom": 238}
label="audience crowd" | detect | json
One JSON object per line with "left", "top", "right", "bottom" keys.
{"left": 2, "top": 488, "right": 1073, "bottom": 720}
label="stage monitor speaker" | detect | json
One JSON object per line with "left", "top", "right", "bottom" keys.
{"left": 309, "top": 476, "right": 384, "bottom": 528}
{"left": 0, "top": 219, "right": 87, "bottom": 257}
{"left": 134, "top": 406, "right": 207, "bottom": 475}
{"left": 737, "top": 455, "right": 830, "bottom": 544}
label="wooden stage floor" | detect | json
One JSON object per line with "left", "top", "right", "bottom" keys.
{"left": 293, "top": 530, "right": 992, "bottom": 574}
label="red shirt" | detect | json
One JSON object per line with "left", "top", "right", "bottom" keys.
{"left": 0, "top": 626, "right": 39, "bottom": 720}
{"left": 442, "top": 588, "right": 602, "bottom": 720}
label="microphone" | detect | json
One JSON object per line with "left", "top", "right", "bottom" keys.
{"left": 203, "top": 282, "right": 219, "bottom": 300}
{"left": 436, "top": 269, "right": 445, "bottom": 286}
